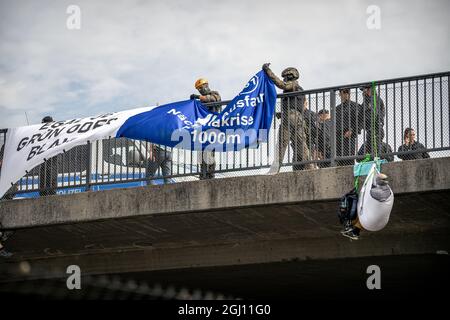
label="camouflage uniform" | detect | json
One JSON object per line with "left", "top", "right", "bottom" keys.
{"left": 263, "top": 65, "right": 313, "bottom": 171}
{"left": 200, "top": 91, "right": 221, "bottom": 111}
{"left": 191, "top": 82, "right": 222, "bottom": 179}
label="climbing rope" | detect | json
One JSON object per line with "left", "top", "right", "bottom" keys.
{"left": 353, "top": 82, "right": 381, "bottom": 192}
{"left": 354, "top": 154, "right": 371, "bottom": 191}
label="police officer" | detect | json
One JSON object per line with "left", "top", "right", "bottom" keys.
{"left": 190, "top": 78, "right": 222, "bottom": 179}
{"left": 262, "top": 63, "right": 314, "bottom": 172}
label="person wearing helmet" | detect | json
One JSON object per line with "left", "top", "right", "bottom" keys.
{"left": 190, "top": 78, "right": 222, "bottom": 113}
{"left": 262, "top": 63, "right": 315, "bottom": 172}
{"left": 190, "top": 78, "right": 222, "bottom": 179}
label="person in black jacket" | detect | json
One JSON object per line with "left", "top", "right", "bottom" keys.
{"left": 397, "top": 128, "right": 430, "bottom": 160}
{"left": 335, "top": 89, "right": 363, "bottom": 166}
{"left": 359, "top": 85, "right": 385, "bottom": 156}
{"left": 358, "top": 141, "right": 394, "bottom": 162}
{"left": 317, "top": 109, "right": 331, "bottom": 167}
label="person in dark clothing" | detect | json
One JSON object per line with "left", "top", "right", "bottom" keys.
{"left": 397, "top": 128, "right": 430, "bottom": 160}
{"left": 146, "top": 144, "right": 173, "bottom": 184}
{"left": 303, "top": 99, "right": 318, "bottom": 157}
{"left": 191, "top": 78, "right": 222, "bottom": 179}
{"left": 39, "top": 116, "right": 58, "bottom": 196}
{"left": 335, "top": 89, "right": 363, "bottom": 166}
{"left": 359, "top": 85, "right": 386, "bottom": 156}
{"left": 0, "top": 142, "right": 18, "bottom": 200}
{"left": 263, "top": 63, "right": 315, "bottom": 172}
{"left": 358, "top": 141, "right": 394, "bottom": 162}
{"left": 0, "top": 142, "right": 14, "bottom": 257}
{"left": 317, "top": 109, "right": 332, "bottom": 168}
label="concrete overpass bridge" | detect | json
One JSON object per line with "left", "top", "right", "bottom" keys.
{"left": 0, "top": 157, "right": 449, "bottom": 299}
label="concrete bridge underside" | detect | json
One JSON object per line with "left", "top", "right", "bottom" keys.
{"left": 0, "top": 157, "right": 449, "bottom": 298}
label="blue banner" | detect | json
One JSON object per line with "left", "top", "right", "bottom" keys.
{"left": 116, "top": 70, "right": 276, "bottom": 151}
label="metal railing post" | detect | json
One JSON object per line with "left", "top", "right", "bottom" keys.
{"left": 330, "top": 90, "right": 336, "bottom": 167}
{"left": 86, "top": 141, "right": 92, "bottom": 191}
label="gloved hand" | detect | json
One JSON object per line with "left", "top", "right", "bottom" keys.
{"left": 190, "top": 94, "right": 200, "bottom": 100}
{"left": 262, "top": 63, "right": 271, "bottom": 70}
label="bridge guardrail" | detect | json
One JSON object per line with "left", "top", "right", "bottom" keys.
{"left": 1, "top": 71, "right": 449, "bottom": 198}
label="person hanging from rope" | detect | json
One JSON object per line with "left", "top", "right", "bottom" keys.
{"left": 339, "top": 82, "right": 395, "bottom": 241}
{"left": 338, "top": 188, "right": 360, "bottom": 240}
{"left": 339, "top": 171, "right": 392, "bottom": 240}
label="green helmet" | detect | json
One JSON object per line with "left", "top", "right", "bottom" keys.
{"left": 281, "top": 67, "right": 299, "bottom": 80}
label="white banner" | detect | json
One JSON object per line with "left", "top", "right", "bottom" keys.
{"left": 0, "top": 106, "right": 153, "bottom": 198}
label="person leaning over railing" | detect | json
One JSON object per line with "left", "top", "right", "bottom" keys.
{"left": 190, "top": 78, "right": 222, "bottom": 180}
{"left": 397, "top": 128, "right": 430, "bottom": 160}
{"left": 263, "top": 63, "right": 315, "bottom": 172}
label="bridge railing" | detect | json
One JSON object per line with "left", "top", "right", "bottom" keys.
{"left": 1, "top": 71, "right": 449, "bottom": 198}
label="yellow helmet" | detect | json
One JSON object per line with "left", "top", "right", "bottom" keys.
{"left": 195, "top": 78, "right": 208, "bottom": 90}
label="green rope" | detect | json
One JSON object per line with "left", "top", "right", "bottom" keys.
{"left": 354, "top": 153, "right": 372, "bottom": 191}
{"left": 353, "top": 82, "right": 382, "bottom": 193}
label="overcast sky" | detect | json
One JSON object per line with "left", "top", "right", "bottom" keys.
{"left": 0, "top": 0, "right": 449, "bottom": 128}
